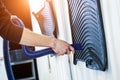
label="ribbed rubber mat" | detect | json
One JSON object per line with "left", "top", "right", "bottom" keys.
{"left": 68, "top": 0, "right": 107, "bottom": 71}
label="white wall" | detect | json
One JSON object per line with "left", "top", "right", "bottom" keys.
{"left": 0, "top": 37, "right": 8, "bottom": 80}
{"left": 29, "top": 0, "right": 72, "bottom": 80}
{"left": 28, "top": 0, "right": 120, "bottom": 80}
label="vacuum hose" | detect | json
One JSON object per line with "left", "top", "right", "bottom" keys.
{"left": 3, "top": 14, "right": 82, "bottom": 80}
{"left": 3, "top": 40, "right": 15, "bottom": 80}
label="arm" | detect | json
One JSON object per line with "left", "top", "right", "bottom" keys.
{"left": 0, "top": 0, "right": 74, "bottom": 55}
{"left": 20, "top": 28, "right": 75, "bottom": 55}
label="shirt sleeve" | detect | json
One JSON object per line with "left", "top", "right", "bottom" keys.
{"left": 0, "top": 0, "right": 23, "bottom": 43}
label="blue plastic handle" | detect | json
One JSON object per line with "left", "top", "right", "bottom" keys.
{"left": 22, "top": 43, "right": 82, "bottom": 58}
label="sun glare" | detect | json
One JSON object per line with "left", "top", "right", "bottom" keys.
{"left": 29, "top": 0, "right": 45, "bottom": 13}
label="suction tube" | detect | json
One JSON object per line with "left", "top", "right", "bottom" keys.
{"left": 22, "top": 44, "right": 82, "bottom": 58}
{"left": 3, "top": 40, "right": 15, "bottom": 80}
{"left": 3, "top": 6, "right": 82, "bottom": 80}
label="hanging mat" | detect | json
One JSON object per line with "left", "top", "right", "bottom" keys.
{"left": 67, "top": 0, "right": 107, "bottom": 71}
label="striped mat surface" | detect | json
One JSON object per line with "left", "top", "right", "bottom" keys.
{"left": 67, "top": 0, "right": 107, "bottom": 71}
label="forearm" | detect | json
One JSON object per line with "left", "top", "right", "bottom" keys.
{"left": 19, "top": 28, "right": 56, "bottom": 48}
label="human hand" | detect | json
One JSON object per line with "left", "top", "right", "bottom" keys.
{"left": 51, "top": 38, "right": 75, "bottom": 56}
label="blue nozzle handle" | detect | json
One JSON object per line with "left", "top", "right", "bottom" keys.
{"left": 22, "top": 43, "right": 82, "bottom": 58}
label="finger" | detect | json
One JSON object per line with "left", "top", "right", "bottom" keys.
{"left": 69, "top": 46, "right": 75, "bottom": 54}
{"left": 66, "top": 48, "right": 70, "bottom": 54}
{"left": 52, "top": 48, "right": 60, "bottom": 55}
{"left": 58, "top": 49, "right": 65, "bottom": 56}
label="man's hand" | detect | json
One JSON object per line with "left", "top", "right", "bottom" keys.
{"left": 51, "top": 38, "right": 75, "bottom": 56}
